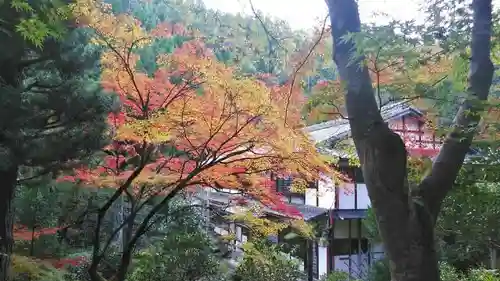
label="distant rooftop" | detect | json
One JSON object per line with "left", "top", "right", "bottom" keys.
{"left": 304, "top": 101, "right": 423, "bottom": 145}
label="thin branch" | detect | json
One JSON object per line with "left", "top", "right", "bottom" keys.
{"left": 417, "top": 0, "right": 495, "bottom": 221}
{"left": 284, "top": 14, "right": 330, "bottom": 124}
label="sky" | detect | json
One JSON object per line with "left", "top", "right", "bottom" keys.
{"left": 203, "top": 0, "right": 500, "bottom": 31}
{"left": 202, "top": 0, "right": 426, "bottom": 30}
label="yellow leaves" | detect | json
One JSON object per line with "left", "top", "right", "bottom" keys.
{"left": 289, "top": 219, "right": 315, "bottom": 239}
{"left": 71, "top": 0, "right": 148, "bottom": 48}
{"left": 410, "top": 57, "right": 454, "bottom": 85}
{"left": 228, "top": 211, "right": 287, "bottom": 238}
{"left": 115, "top": 113, "right": 171, "bottom": 144}
{"left": 226, "top": 209, "right": 315, "bottom": 241}
{"left": 289, "top": 178, "right": 308, "bottom": 193}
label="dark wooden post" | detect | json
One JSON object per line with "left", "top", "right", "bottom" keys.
{"left": 306, "top": 239, "right": 314, "bottom": 281}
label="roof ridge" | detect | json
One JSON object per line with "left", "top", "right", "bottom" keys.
{"left": 305, "top": 100, "right": 414, "bottom": 132}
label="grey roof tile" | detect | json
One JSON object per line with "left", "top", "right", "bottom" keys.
{"left": 290, "top": 204, "right": 328, "bottom": 221}
{"left": 305, "top": 101, "right": 423, "bottom": 144}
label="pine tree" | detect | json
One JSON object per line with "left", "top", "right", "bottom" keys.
{"left": 0, "top": 6, "right": 113, "bottom": 279}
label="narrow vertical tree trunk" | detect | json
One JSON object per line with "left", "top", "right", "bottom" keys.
{"left": 112, "top": 195, "right": 125, "bottom": 252}
{"left": 0, "top": 165, "right": 19, "bottom": 281}
{"left": 325, "top": 0, "right": 494, "bottom": 280}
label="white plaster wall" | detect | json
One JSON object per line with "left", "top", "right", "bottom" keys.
{"left": 317, "top": 174, "right": 336, "bottom": 209}
{"left": 305, "top": 188, "right": 317, "bottom": 206}
{"left": 356, "top": 184, "right": 370, "bottom": 209}
{"left": 338, "top": 182, "right": 355, "bottom": 209}
{"left": 338, "top": 183, "right": 370, "bottom": 209}
{"left": 318, "top": 246, "right": 328, "bottom": 277}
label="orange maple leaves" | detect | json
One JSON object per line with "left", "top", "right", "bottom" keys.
{"left": 59, "top": 0, "right": 337, "bottom": 214}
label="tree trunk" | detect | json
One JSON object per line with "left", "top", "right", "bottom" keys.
{"left": 325, "top": 0, "right": 494, "bottom": 280}
{"left": 0, "top": 165, "right": 19, "bottom": 281}
{"left": 113, "top": 248, "right": 133, "bottom": 281}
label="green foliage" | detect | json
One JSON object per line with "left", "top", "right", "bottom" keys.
{"left": 364, "top": 259, "right": 499, "bottom": 281}
{"left": 13, "top": 178, "right": 63, "bottom": 257}
{"left": 438, "top": 152, "right": 500, "bottom": 270}
{"left": 366, "top": 151, "right": 500, "bottom": 272}
{"left": 365, "top": 259, "right": 391, "bottom": 281}
{"left": 105, "top": 0, "right": 308, "bottom": 76}
{"left": 2, "top": 0, "right": 71, "bottom": 47}
{"left": 439, "top": 262, "right": 462, "bottom": 281}
{"left": 319, "top": 270, "right": 361, "bottom": 281}
{"left": 0, "top": 25, "right": 113, "bottom": 173}
{"left": 128, "top": 200, "right": 223, "bottom": 281}
{"left": 15, "top": 177, "right": 60, "bottom": 225}
{"left": 135, "top": 35, "right": 190, "bottom": 75}
{"left": 11, "top": 255, "right": 66, "bottom": 281}
{"left": 233, "top": 240, "right": 305, "bottom": 281}
{"left": 362, "top": 208, "right": 382, "bottom": 244}
{"left": 468, "top": 269, "right": 500, "bottom": 281}
{"left": 129, "top": 230, "right": 221, "bottom": 281}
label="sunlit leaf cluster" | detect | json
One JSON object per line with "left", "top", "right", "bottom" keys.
{"left": 4, "top": 0, "right": 71, "bottom": 47}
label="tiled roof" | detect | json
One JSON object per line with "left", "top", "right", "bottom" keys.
{"left": 305, "top": 101, "right": 423, "bottom": 145}
{"left": 197, "top": 190, "right": 329, "bottom": 221}
{"left": 290, "top": 204, "right": 328, "bottom": 221}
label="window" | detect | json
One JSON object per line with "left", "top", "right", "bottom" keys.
{"left": 308, "top": 180, "right": 318, "bottom": 189}
{"left": 353, "top": 167, "right": 365, "bottom": 183}
{"left": 275, "top": 176, "right": 306, "bottom": 204}
{"left": 276, "top": 177, "right": 293, "bottom": 193}
{"left": 331, "top": 238, "right": 369, "bottom": 255}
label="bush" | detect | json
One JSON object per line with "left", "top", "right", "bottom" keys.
{"left": 129, "top": 228, "right": 222, "bottom": 281}
{"left": 364, "top": 259, "right": 499, "bottom": 281}
{"left": 11, "top": 255, "right": 66, "bottom": 281}
{"left": 233, "top": 240, "right": 305, "bottom": 281}
{"left": 439, "top": 262, "right": 461, "bottom": 281}
{"left": 319, "top": 270, "right": 361, "bottom": 281}
{"left": 467, "top": 268, "right": 500, "bottom": 281}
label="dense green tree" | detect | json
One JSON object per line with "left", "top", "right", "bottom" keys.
{"left": 105, "top": 0, "right": 308, "bottom": 76}
{"left": 0, "top": 11, "right": 112, "bottom": 279}
{"left": 437, "top": 150, "right": 500, "bottom": 270}
{"left": 128, "top": 200, "right": 225, "bottom": 281}
{"left": 364, "top": 152, "right": 500, "bottom": 272}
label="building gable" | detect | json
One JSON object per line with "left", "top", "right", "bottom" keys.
{"left": 305, "top": 101, "right": 442, "bottom": 157}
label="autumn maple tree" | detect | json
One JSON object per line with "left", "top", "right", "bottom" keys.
{"left": 53, "top": 0, "right": 339, "bottom": 280}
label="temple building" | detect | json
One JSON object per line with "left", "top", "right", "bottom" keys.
{"left": 195, "top": 101, "right": 443, "bottom": 280}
